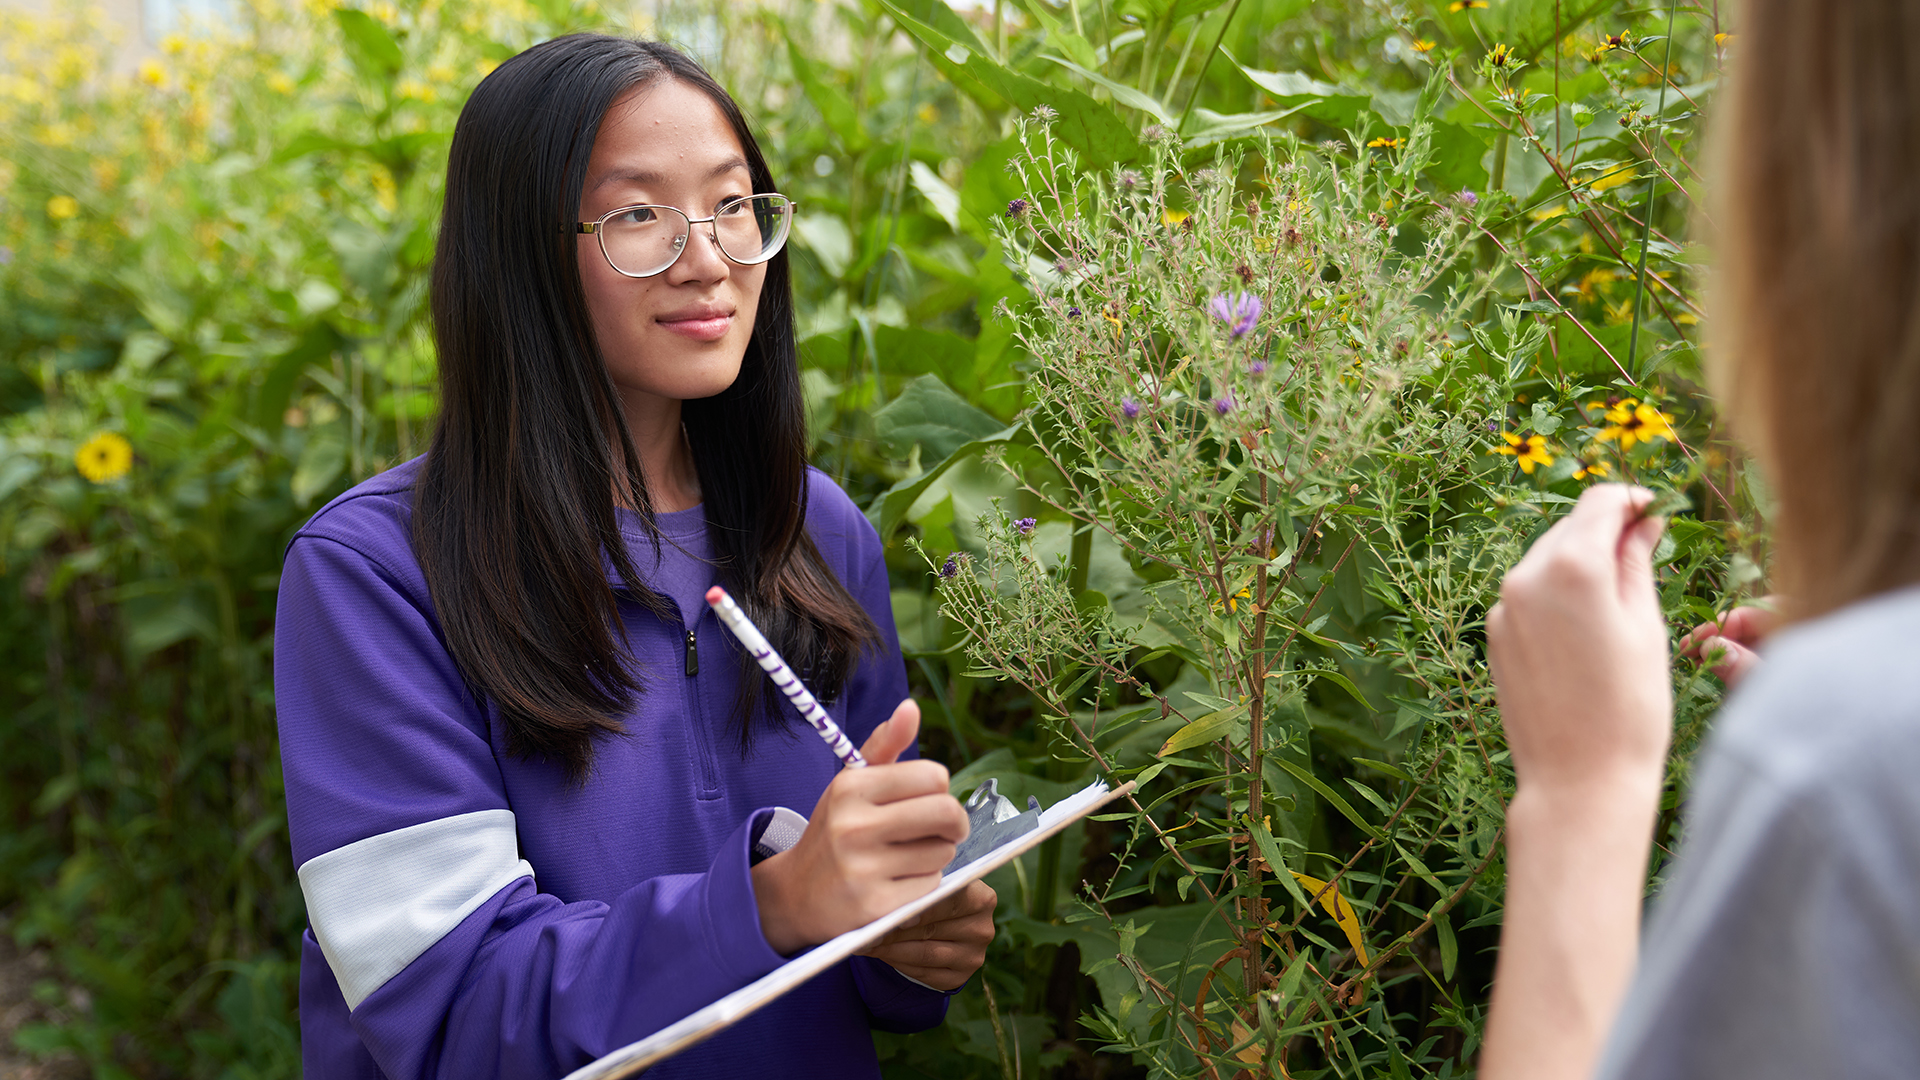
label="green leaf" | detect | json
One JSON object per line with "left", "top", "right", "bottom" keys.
{"left": 786, "top": 39, "right": 869, "bottom": 153}
{"left": 291, "top": 425, "right": 347, "bottom": 507}
{"left": 873, "top": 374, "right": 1005, "bottom": 460}
{"left": 1435, "top": 909, "right": 1458, "bottom": 981}
{"left": 876, "top": 0, "right": 1139, "bottom": 167}
{"left": 333, "top": 9, "right": 404, "bottom": 82}
{"left": 1352, "top": 757, "right": 1413, "bottom": 783}
{"left": 873, "top": 326, "right": 978, "bottom": 389}
{"left": 1222, "top": 49, "right": 1371, "bottom": 128}
{"left": 1304, "top": 667, "right": 1373, "bottom": 711}
{"left": 908, "top": 161, "right": 962, "bottom": 230}
{"left": 865, "top": 423, "right": 1022, "bottom": 540}
{"left": 1038, "top": 55, "right": 1174, "bottom": 126}
{"left": 1157, "top": 705, "right": 1243, "bottom": 756}
{"left": 1013, "top": 0, "right": 1100, "bottom": 69}
{"left": 1270, "top": 756, "right": 1383, "bottom": 840}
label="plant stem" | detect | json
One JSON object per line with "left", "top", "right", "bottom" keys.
{"left": 1624, "top": 0, "right": 1681, "bottom": 380}
{"left": 1175, "top": 0, "right": 1243, "bottom": 135}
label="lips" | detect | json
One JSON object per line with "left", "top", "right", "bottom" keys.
{"left": 655, "top": 303, "right": 735, "bottom": 343}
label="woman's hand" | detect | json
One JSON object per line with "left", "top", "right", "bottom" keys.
{"left": 1480, "top": 484, "right": 1676, "bottom": 1080}
{"left": 858, "top": 880, "right": 997, "bottom": 991}
{"left": 1487, "top": 484, "right": 1674, "bottom": 800}
{"left": 751, "top": 700, "right": 973, "bottom": 956}
{"left": 1678, "top": 601, "right": 1776, "bottom": 687}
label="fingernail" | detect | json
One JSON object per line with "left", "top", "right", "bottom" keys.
{"left": 902, "top": 916, "right": 921, "bottom": 929}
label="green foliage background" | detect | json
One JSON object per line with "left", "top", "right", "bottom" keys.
{"left": 0, "top": 0, "right": 1760, "bottom": 1075}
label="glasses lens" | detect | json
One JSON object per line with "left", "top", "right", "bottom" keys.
{"left": 600, "top": 205, "right": 690, "bottom": 277}
{"left": 714, "top": 195, "right": 793, "bottom": 265}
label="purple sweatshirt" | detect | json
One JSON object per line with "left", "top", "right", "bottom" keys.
{"left": 274, "top": 456, "right": 950, "bottom": 1079}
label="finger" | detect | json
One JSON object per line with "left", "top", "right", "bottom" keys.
{"left": 860, "top": 699, "right": 921, "bottom": 765}
{"left": 840, "top": 764, "right": 961, "bottom": 812}
{"left": 1696, "top": 635, "right": 1760, "bottom": 685}
{"left": 1555, "top": 483, "right": 1654, "bottom": 569}
{"left": 1615, "top": 509, "right": 1667, "bottom": 603}
{"left": 1718, "top": 604, "right": 1779, "bottom": 647}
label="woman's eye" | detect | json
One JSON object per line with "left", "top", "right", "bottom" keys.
{"left": 715, "top": 198, "right": 752, "bottom": 217}
{"left": 614, "top": 207, "right": 658, "bottom": 225}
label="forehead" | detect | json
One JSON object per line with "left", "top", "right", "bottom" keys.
{"left": 586, "top": 77, "right": 749, "bottom": 193}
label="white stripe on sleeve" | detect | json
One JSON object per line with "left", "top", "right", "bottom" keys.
{"left": 297, "top": 808, "right": 534, "bottom": 1009}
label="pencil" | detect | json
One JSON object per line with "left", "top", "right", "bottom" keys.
{"left": 704, "top": 586, "right": 868, "bottom": 769}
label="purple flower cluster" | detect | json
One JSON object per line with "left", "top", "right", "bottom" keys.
{"left": 1213, "top": 395, "right": 1235, "bottom": 416}
{"left": 1066, "top": 305, "right": 1082, "bottom": 318}
{"left": 1457, "top": 189, "right": 1480, "bottom": 208}
{"left": 1014, "top": 517, "right": 1037, "bottom": 536}
{"left": 939, "top": 555, "right": 959, "bottom": 578}
{"left": 1210, "top": 291, "right": 1263, "bottom": 339}
{"left": 1006, "top": 198, "right": 1030, "bottom": 219}
{"left": 1248, "top": 360, "right": 1268, "bottom": 376}
{"left": 1121, "top": 396, "right": 1141, "bottom": 419}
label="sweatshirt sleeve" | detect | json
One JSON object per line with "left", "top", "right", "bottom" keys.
{"left": 821, "top": 486, "right": 960, "bottom": 1030}
{"left": 276, "top": 532, "right": 790, "bottom": 1080}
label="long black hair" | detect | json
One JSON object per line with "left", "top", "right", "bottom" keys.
{"left": 415, "top": 34, "right": 878, "bottom": 782}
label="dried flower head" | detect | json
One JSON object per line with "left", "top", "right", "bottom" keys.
{"left": 1235, "top": 262, "right": 1255, "bottom": 285}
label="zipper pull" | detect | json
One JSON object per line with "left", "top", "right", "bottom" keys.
{"left": 684, "top": 628, "right": 699, "bottom": 677}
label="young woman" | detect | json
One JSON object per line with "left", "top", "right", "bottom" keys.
{"left": 1478, "top": 1, "right": 1920, "bottom": 1077}
{"left": 275, "top": 35, "right": 994, "bottom": 1079}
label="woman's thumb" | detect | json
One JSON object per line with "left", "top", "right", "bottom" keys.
{"left": 860, "top": 699, "right": 921, "bottom": 765}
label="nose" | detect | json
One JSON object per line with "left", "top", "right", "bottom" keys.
{"left": 665, "top": 221, "right": 729, "bottom": 284}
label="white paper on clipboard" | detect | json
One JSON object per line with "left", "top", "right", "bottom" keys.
{"left": 562, "top": 779, "right": 1136, "bottom": 1080}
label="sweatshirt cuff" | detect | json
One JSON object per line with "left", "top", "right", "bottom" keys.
{"left": 703, "top": 808, "right": 789, "bottom": 986}
{"left": 851, "top": 955, "right": 955, "bottom": 1033}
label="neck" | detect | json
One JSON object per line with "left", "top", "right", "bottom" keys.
{"left": 616, "top": 391, "right": 700, "bottom": 513}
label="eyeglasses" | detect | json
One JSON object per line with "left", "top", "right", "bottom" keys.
{"left": 576, "top": 193, "right": 796, "bottom": 278}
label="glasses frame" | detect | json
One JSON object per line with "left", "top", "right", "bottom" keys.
{"left": 575, "top": 193, "right": 797, "bottom": 279}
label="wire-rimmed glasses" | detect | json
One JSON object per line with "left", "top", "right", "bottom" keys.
{"left": 576, "top": 193, "right": 796, "bottom": 279}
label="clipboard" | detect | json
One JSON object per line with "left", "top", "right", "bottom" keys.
{"left": 562, "top": 779, "right": 1137, "bottom": 1080}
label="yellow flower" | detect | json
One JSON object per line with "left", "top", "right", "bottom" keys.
{"left": 160, "top": 33, "right": 186, "bottom": 55}
{"left": 138, "top": 59, "right": 166, "bottom": 87}
{"left": 46, "top": 194, "right": 79, "bottom": 220}
{"left": 75, "top": 431, "right": 132, "bottom": 483}
{"left": 1493, "top": 431, "right": 1554, "bottom": 474}
{"left": 1714, "top": 32, "right": 1734, "bottom": 46}
{"left": 916, "top": 102, "right": 937, "bottom": 125}
{"left": 1575, "top": 267, "right": 1617, "bottom": 299}
{"left": 1530, "top": 203, "right": 1568, "bottom": 222}
{"left": 1162, "top": 208, "right": 1191, "bottom": 227}
{"left": 1411, "top": 39, "right": 1436, "bottom": 53}
{"left": 1449, "top": 0, "right": 1488, "bottom": 10}
{"left": 1218, "top": 586, "right": 1253, "bottom": 613}
{"left": 1489, "top": 43, "right": 1515, "bottom": 67}
{"left": 267, "top": 71, "right": 295, "bottom": 94}
{"left": 1286, "top": 198, "right": 1303, "bottom": 213}
{"left": 1573, "top": 458, "right": 1612, "bottom": 480}
{"left": 1367, "top": 136, "right": 1401, "bottom": 149}
{"left": 426, "top": 62, "right": 456, "bottom": 84}
{"left": 1596, "top": 400, "right": 1676, "bottom": 450}
{"left": 1589, "top": 163, "right": 1637, "bottom": 193}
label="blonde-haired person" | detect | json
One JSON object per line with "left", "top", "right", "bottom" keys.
{"left": 1478, "top": 2, "right": 1920, "bottom": 1078}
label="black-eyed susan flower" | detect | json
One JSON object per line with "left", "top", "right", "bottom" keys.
{"left": 1367, "top": 135, "right": 1402, "bottom": 149}
{"left": 1494, "top": 431, "right": 1554, "bottom": 474}
{"left": 75, "top": 432, "right": 133, "bottom": 483}
{"left": 1596, "top": 399, "right": 1677, "bottom": 450}
{"left": 1411, "top": 39, "right": 1437, "bottom": 53}
{"left": 1218, "top": 586, "right": 1253, "bottom": 613}
{"left": 1449, "top": 0, "right": 1488, "bottom": 10}
{"left": 1573, "top": 458, "right": 1612, "bottom": 480}
{"left": 1489, "top": 43, "right": 1515, "bottom": 67}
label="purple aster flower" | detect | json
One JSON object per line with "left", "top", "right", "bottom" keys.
{"left": 1067, "top": 305, "right": 1082, "bottom": 318}
{"left": 1014, "top": 517, "right": 1037, "bottom": 536}
{"left": 1248, "top": 360, "right": 1268, "bottom": 376}
{"left": 1213, "top": 395, "right": 1234, "bottom": 416}
{"left": 1457, "top": 189, "right": 1479, "bottom": 207}
{"left": 1006, "top": 198, "right": 1030, "bottom": 218}
{"left": 1121, "top": 396, "right": 1141, "bottom": 419}
{"left": 1209, "top": 291, "right": 1263, "bottom": 339}
{"left": 939, "top": 555, "right": 959, "bottom": 578}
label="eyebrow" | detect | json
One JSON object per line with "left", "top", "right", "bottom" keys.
{"left": 591, "top": 156, "right": 751, "bottom": 192}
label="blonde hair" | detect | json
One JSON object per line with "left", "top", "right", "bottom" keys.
{"left": 1715, "top": 0, "right": 1920, "bottom": 620}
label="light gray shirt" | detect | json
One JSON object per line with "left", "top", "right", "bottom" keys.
{"left": 1596, "top": 585, "right": 1920, "bottom": 1079}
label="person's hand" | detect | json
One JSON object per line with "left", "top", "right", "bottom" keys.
{"left": 1678, "top": 601, "right": 1776, "bottom": 687}
{"left": 751, "top": 700, "right": 970, "bottom": 955}
{"left": 1487, "top": 484, "right": 1674, "bottom": 802}
{"left": 858, "top": 880, "right": 997, "bottom": 991}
